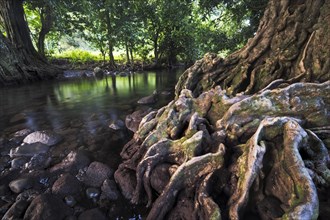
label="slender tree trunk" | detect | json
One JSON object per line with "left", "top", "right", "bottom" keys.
{"left": 104, "top": 4, "right": 116, "bottom": 68}
{"left": 115, "top": 0, "right": 330, "bottom": 219}
{"left": 37, "top": 4, "right": 53, "bottom": 57}
{"left": 130, "top": 47, "right": 134, "bottom": 64}
{"left": 125, "top": 41, "right": 130, "bottom": 64}
{"left": 153, "top": 30, "right": 159, "bottom": 65}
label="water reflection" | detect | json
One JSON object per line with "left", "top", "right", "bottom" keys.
{"left": 0, "top": 70, "right": 181, "bottom": 133}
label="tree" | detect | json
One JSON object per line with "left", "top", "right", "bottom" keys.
{"left": 0, "top": 0, "right": 60, "bottom": 85}
{"left": 114, "top": 0, "right": 330, "bottom": 219}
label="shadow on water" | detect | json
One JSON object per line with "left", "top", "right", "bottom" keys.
{"left": 0, "top": 69, "right": 183, "bottom": 219}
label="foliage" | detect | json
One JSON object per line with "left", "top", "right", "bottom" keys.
{"left": 21, "top": 0, "right": 267, "bottom": 65}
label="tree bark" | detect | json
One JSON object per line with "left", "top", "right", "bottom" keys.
{"left": 0, "top": 0, "right": 60, "bottom": 85}
{"left": 37, "top": 4, "right": 53, "bottom": 57}
{"left": 104, "top": 3, "right": 116, "bottom": 68}
{"left": 115, "top": 0, "right": 330, "bottom": 219}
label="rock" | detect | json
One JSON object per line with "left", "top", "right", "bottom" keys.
{"left": 9, "top": 178, "right": 32, "bottom": 194}
{"left": 23, "top": 130, "right": 62, "bottom": 146}
{"left": 125, "top": 108, "right": 153, "bottom": 132}
{"left": 11, "top": 157, "right": 29, "bottom": 169}
{"left": 52, "top": 173, "right": 82, "bottom": 196}
{"left": 50, "top": 150, "right": 91, "bottom": 174}
{"left": 86, "top": 187, "right": 100, "bottom": 199}
{"left": 78, "top": 208, "right": 107, "bottom": 220}
{"left": 10, "top": 113, "right": 27, "bottom": 123}
{"left": 9, "top": 143, "right": 49, "bottom": 158}
{"left": 2, "top": 199, "right": 30, "bottom": 220}
{"left": 114, "top": 166, "right": 136, "bottom": 200}
{"left": 24, "top": 194, "right": 72, "bottom": 220}
{"left": 80, "top": 162, "right": 113, "bottom": 187}
{"left": 109, "top": 119, "right": 125, "bottom": 131}
{"left": 64, "top": 195, "right": 77, "bottom": 207}
{"left": 137, "top": 94, "right": 157, "bottom": 105}
{"left": 101, "top": 179, "right": 119, "bottom": 201}
{"left": 9, "top": 128, "right": 33, "bottom": 144}
{"left": 93, "top": 67, "right": 104, "bottom": 78}
{"left": 25, "top": 153, "right": 52, "bottom": 170}
{"left": 119, "top": 71, "right": 129, "bottom": 77}
{"left": 0, "top": 185, "right": 10, "bottom": 197}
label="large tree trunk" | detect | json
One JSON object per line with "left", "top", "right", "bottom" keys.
{"left": 115, "top": 0, "right": 330, "bottom": 219}
{"left": 0, "top": 0, "right": 60, "bottom": 85}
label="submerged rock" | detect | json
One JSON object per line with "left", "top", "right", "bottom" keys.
{"left": 79, "top": 162, "right": 113, "bottom": 187}
{"left": 78, "top": 208, "right": 107, "bottom": 220}
{"left": 50, "top": 150, "right": 91, "bottom": 174}
{"left": 109, "top": 119, "right": 125, "bottom": 131}
{"left": 24, "top": 194, "right": 72, "bottom": 220}
{"left": 137, "top": 92, "right": 158, "bottom": 105}
{"left": 23, "top": 130, "right": 62, "bottom": 146}
{"left": 9, "top": 178, "right": 33, "bottom": 194}
{"left": 86, "top": 187, "right": 100, "bottom": 199}
{"left": 125, "top": 108, "right": 153, "bottom": 132}
{"left": 52, "top": 173, "right": 82, "bottom": 196}
{"left": 10, "top": 143, "right": 49, "bottom": 158}
{"left": 100, "top": 179, "right": 119, "bottom": 201}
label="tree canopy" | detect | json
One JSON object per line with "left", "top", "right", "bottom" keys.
{"left": 19, "top": 0, "right": 266, "bottom": 66}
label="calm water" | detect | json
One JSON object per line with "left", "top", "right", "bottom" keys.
{"left": 0, "top": 70, "right": 181, "bottom": 133}
{"left": 0, "top": 69, "right": 182, "bottom": 219}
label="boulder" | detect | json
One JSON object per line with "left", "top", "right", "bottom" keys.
{"left": 100, "top": 179, "right": 119, "bottom": 201}
{"left": 23, "top": 130, "right": 62, "bottom": 146}
{"left": 24, "top": 194, "right": 72, "bottom": 220}
{"left": 52, "top": 173, "right": 82, "bottom": 196}
{"left": 50, "top": 150, "right": 91, "bottom": 174}
{"left": 93, "top": 67, "right": 104, "bottom": 78}
{"left": 80, "top": 162, "right": 113, "bottom": 187}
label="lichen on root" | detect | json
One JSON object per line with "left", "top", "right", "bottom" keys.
{"left": 114, "top": 81, "right": 329, "bottom": 219}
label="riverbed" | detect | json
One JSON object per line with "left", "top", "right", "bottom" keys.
{"left": 0, "top": 69, "right": 182, "bottom": 219}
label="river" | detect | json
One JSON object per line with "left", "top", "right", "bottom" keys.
{"left": 0, "top": 69, "right": 182, "bottom": 219}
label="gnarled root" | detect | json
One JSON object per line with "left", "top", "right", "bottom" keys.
{"left": 228, "top": 117, "right": 320, "bottom": 219}
{"left": 146, "top": 144, "right": 225, "bottom": 220}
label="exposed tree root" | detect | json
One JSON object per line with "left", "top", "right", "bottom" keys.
{"left": 114, "top": 0, "right": 330, "bottom": 218}
{"left": 114, "top": 81, "right": 329, "bottom": 219}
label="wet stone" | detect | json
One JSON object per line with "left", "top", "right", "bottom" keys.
{"left": 25, "top": 153, "right": 52, "bottom": 170}
{"left": 78, "top": 208, "right": 107, "bottom": 220}
{"left": 109, "top": 119, "right": 125, "bottom": 131}
{"left": 24, "top": 194, "right": 72, "bottom": 220}
{"left": 80, "top": 162, "right": 113, "bottom": 187}
{"left": 9, "top": 178, "right": 32, "bottom": 194}
{"left": 50, "top": 150, "right": 91, "bottom": 174}
{"left": 9, "top": 112, "right": 27, "bottom": 123}
{"left": 9, "top": 128, "right": 33, "bottom": 144}
{"left": 23, "top": 130, "right": 62, "bottom": 146}
{"left": 86, "top": 187, "right": 100, "bottom": 199}
{"left": 52, "top": 173, "right": 82, "bottom": 196}
{"left": 10, "top": 143, "right": 49, "bottom": 158}
{"left": 64, "top": 195, "right": 77, "bottom": 207}
{"left": 100, "top": 179, "right": 119, "bottom": 201}
{"left": 11, "top": 157, "right": 29, "bottom": 169}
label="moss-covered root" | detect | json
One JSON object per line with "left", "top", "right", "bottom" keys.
{"left": 194, "top": 172, "right": 222, "bottom": 220}
{"left": 228, "top": 117, "right": 319, "bottom": 220}
{"left": 146, "top": 144, "right": 225, "bottom": 220}
{"left": 132, "top": 129, "right": 206, "bottom": 207}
